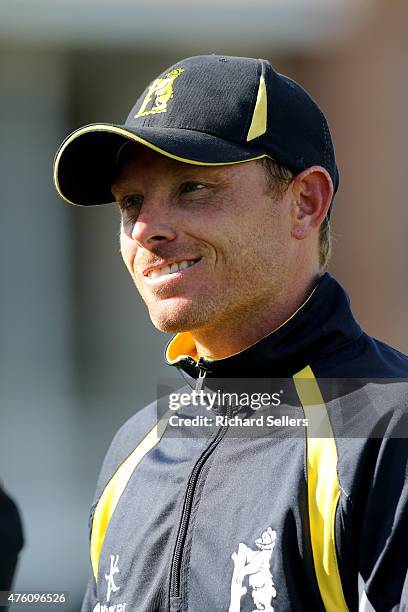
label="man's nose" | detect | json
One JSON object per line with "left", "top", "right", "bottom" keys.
{"left": 130, "top": 201, "right": 177, "bottom": 248}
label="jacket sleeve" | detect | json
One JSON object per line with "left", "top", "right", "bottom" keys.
{"left": 357, "top": 409, "right": 408, "bottom": 611}
{"left": 80, "top": 498, "right": 99, "bottom": 612}
{"left": 79, "top": 432, "right": 121, "bottom": 612}
{"left": 79, "top": 409, "right": 150, "bottom": 611}
{"left": 80, "top": 573, "right": 98, "bottom": 612}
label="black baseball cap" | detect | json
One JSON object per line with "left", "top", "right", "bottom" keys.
{"left": 53, "top": 54, "right": 339, "bottom": 208}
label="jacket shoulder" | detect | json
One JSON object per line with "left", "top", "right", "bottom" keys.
{"left": 93, "top": 399, "right": 162, "bottom": 502}
{"left": 313, "top": 331, "right": 408, "bottom": 378}
{"left": 92, "top": 383, "right": 190, "bottom": 501}
{"left": 370, "top": 336, "right": 408, "bottom": 375}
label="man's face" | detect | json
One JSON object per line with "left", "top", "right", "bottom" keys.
{"left": 112, "top": 145, "right": 293, "bottom": 334}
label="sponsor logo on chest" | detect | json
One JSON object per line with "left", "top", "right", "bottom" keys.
{"left": 93, "top": 554, "right": 128, "bottom": 612}
{"left": 229, "top": 527, "right": 277, "bottom": 612}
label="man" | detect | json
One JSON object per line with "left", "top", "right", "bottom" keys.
{"left": 54, "top": 55, "right": 408, "bottom": 611}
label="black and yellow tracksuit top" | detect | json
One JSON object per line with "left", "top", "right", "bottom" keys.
{"left": 82, "top": 273, "right": 408, "bottom": 611}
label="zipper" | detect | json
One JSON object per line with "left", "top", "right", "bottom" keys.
{"left": 169, "top": 368, "right": 233, "bottom": 601}
{"left": 194, "top": 360, "right": 208, "bottom": 392}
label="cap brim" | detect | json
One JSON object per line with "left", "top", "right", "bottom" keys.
{"left": 53, "top": 123, "right": 267, "bottom": 206}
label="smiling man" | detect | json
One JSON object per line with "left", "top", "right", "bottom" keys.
{"left": 112, "top": 145, "right": 330, "bottom": 358}
{"left": 54, "top": 56, "right": 408, "bottom": 611}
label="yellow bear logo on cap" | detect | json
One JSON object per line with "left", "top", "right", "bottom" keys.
{"left": 135, "top": 68, "right": 185, "bottom": 118}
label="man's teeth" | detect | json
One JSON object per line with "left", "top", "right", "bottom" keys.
{"left": 148, "top": 259, "right": 196, "bottom": 279}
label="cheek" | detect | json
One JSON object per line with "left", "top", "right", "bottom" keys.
{"left": 238, "top": 205, "right": 289, "bottom": 265}
{"left": 120, "top": 232, "right": 136, "bottom": 275}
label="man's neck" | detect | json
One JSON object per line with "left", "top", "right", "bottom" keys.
{"left": 191, "top": 272, "right": 320, "bottom": 360}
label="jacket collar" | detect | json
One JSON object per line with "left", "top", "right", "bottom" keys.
{"left": 165, "top": 273, "right": 362, "bottom": 379}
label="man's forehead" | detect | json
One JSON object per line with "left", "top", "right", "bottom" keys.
{"left": 116, "top": 141, "right": 163, "bottom": 169}
{"left": 112, "top": 143, "right": 187, "bottom": 195}
{"left": 111, "top": 141, "right": 246, "bottom": 191}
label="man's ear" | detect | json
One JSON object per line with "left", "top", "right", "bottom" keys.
{"left": 290, "top": 166, "right": 333, "bottom": 240}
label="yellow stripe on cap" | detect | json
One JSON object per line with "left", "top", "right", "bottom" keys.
{"left": 53, "top": 124, "right": 267, "bottom": 206}
{"left": 246, "top": 75, "right": 267, "bottom": 142}
{"left": 293, "top": 366, "right": 348, "bottom": 612}
{"left": 90, "top": 409, "right": 171, "bottom": 581}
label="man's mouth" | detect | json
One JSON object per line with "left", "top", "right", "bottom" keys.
{"left": 145, "top": 258, "right": 200, "bottom": 280}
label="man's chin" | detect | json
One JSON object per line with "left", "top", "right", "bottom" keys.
{"left": 150, "top": 314, "right": 195, "bottom": 334}
{"left": 147, "top": 305, "right": 205, "bottom": 334}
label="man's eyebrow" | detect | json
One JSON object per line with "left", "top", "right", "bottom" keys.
{"left": 110, "top": 167, "right": 144, "bottom": 200}
{"left": 110, "top": 179, "right": 137, "bottom": 201}
{"left": 110, "top": 184, "right": 124, "bottom": 200}
{"left": 172, "top": 165, "right": 227, "bottom": 183}
{"left": 110, "top": 162, "right": 227, "bottom": 200}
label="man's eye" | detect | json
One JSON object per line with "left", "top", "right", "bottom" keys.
{"left": 121, "top": 195, "right": 143, "bottom": 210}
{"left": 182, "top": 183, "right": 206, "bottom": 193}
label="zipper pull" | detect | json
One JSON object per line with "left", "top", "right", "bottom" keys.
{"left": 195, "top": 367, "right": 207, "bottom": 393}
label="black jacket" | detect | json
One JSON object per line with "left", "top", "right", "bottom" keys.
{"left": 0, "top": 487, "right": 23, "bottom": 594}
{"left": 82, "top": 273, "right": 408, "bottom": 611}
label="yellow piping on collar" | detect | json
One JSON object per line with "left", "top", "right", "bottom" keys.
{"left": 166, "top": 331, "right": 199, "bottom": 364}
